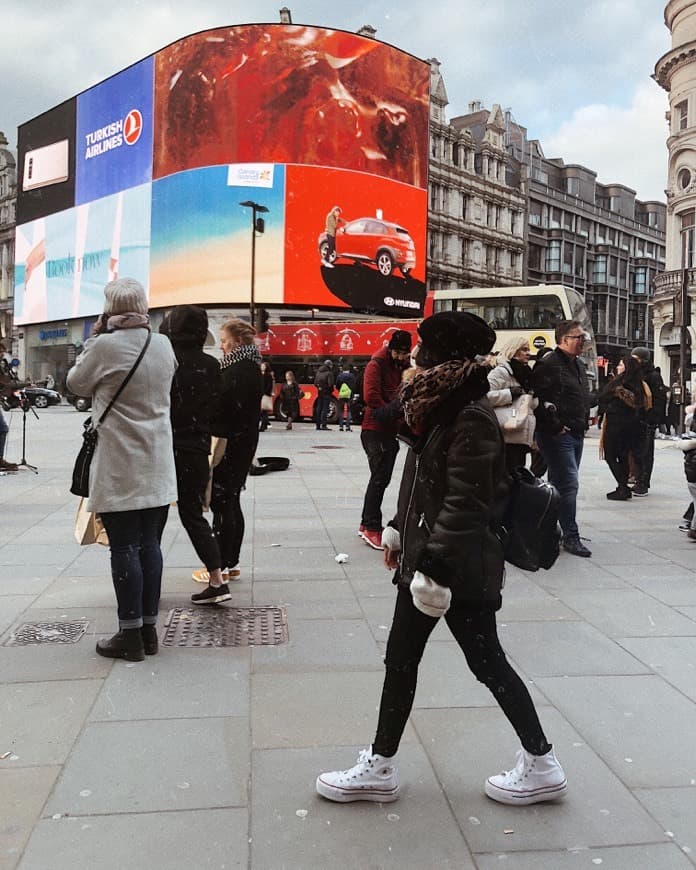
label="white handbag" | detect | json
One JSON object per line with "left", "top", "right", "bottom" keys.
{"left": 494, "top": 394, "right": 537, "bottom": 446}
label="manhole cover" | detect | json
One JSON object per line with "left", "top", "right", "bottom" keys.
{"left": 312, "top": 445, "right": 344, "bottom": 449}
{"left": 162, "top": 607, "right": 288, "bottom": 647}
{"left": 5, "top": 620, "right": 89, "bottom": 646}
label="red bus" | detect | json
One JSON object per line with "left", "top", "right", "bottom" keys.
{"left": 256, "top": 319, "right": 420, "bottom": 423}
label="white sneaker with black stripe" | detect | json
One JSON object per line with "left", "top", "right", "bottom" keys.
{"left": 316, "top": 747, "right": 399, "bottom": 803}
{"left": 485, "top": 747, "right": 567, "bottom": 805}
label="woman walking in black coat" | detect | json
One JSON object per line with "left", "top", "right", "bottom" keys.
{"left": 599, "top": 355, "right": 650, "bottom": 501}
{"left": 316, "top": 311, "right": 567, "bottom": 806}
{"left": 280, "top": 370, "right": 302, "bottom": 429}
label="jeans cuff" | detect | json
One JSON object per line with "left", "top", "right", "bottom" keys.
{"left": 120, "top": 618, "right": 144, "bottom": 629}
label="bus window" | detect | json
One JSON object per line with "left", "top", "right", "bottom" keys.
{"left": 512, "top": 294, "right": 565, "bottom": 329}
{"left": 454, "top": 297, "right": 509, "bottom": 329}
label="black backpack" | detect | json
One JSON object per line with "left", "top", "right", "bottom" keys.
{"left": 501, "top": 467, "right": 561, "bottom": 572}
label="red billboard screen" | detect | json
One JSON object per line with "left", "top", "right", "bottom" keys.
{"left": 15, "top": 24, "right": 429, "bottom": 325}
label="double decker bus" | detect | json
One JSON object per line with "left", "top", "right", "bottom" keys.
{"left": 432, "top": 285, "right": 598, "bottom": 382}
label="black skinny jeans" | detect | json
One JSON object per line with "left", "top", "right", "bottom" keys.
{"left": 373, "top": 586, "right": 551, "bottom": 758}
{"left": 100, "top": 506, "right": 169, "bottom": 629}
{"left": 360, "top": 430, "right": 399, "bottom": 531}
{"left": 175, "top": 448, "right": 221, "bottom": 572}
{"left": 211, "top": 449, "right": 254, "bottom": 569}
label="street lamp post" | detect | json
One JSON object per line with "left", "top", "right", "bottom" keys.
{"left": 239, "top": 200, "right": 269, "bottom": 327}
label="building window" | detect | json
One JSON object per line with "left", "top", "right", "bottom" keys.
{"left": 679, "top": 167, "right": 692, "bottom": 190}
{"left": 634, "top": 267, "right": 647, "bottom": 294}
{"left": 681, "top": 210, "right": 695, "bottom": 267}
{"left": 677, "top": 100, "right": 689, "bottom": 131}
{"left": 546, "top": 240, "right": 561, "bottom": 271}
{"left": 593, "top": 254, "right": 607, "bottom": 283}
{"left": 563, "top": 244, "right": 573, "bottom": 275}
{"left": 566, "top": 177, "right": 579, "bottom": 196}
{"left": 550, "top": 207, "right": 562, "bottom": 229}
{"left": 529, "top": 201, "right": 542, "bottom": 227}
{"left": 461, "top": 193, "right": 468, "bottom": 220}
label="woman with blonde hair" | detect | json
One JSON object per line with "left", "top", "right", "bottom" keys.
{"left": 192, "top": 318, "right": 263, "bottom": 601}
{"left": 487, "top": 335, "right": 538, "bottom": 471}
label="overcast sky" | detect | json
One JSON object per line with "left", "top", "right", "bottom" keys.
{"left": 1, "top": 0, "right": 672, "bottom": 201}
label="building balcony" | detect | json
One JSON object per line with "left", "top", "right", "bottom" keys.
{"left": 653, "top": 268, "right": 696, "bottom": 303}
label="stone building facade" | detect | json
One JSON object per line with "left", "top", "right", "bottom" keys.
{"left": 0, "top": 132, "right": 16, "bottom": 350}
{"left": 653, "top": 0, "right": 696, "bottom": 395}
{"left": 427, "top": 61, "right": 526, "bottom": 292}
{"left": 427, "top": 69, "right": 666, "bottom": 366}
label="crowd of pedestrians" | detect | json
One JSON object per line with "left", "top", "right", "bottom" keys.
{"left": 11, "top": 276, "right": 689, "bottom": 814}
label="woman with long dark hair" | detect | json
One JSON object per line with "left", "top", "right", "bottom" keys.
{"left": 316, "top": 311, "right": 567, "bottom": 807}
{"left": 599, "top": 355, "right": 651, "bottom": 501}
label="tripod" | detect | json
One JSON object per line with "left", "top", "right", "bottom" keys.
{"left": 15, "top": 401, "right": 39, "bottom": 474}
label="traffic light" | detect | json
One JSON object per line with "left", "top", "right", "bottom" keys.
{"left": 255, "top": 308, "right": 269, "bottom": 333}
{"left": 255, "top": 217, "right": 265, "bottom": 234}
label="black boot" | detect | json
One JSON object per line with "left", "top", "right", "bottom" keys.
{"left": 96, "top": 629, "right": 145, "bottom": 662}
{"left": 606, "top": 486, "right": 631, "bottom": 501}
{"left": 141, "top": 624, "right": 159, "bottom": 656}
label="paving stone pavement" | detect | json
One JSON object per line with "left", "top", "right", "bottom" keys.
{"left": 0, "top": 405, "right": 695, "bottom": 870}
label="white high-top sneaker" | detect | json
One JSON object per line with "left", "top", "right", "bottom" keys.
{"left": 316, "top": 747, "right": 399, "bottom": 803}
{"left": 485, "top": 747, "right": 567, "bottom": 805}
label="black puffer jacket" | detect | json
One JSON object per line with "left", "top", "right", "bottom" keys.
{"left": 393, "top": 382, "right": 509, "bottom": 611}
{"left": 532, "top": 347, "right": 591, "bottom": 436}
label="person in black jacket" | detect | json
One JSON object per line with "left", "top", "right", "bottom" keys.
{"left": 207, "top": 318, "right": 263, "bottom": 590}
{"left": 598, "top": 355, "right": 649, "bottom": 501}
{"left": 314, "top": 360, "right": 335, "bottom": 430}
{"left": 161, "top": 306, "right": 229, "bottom": 604}
{"left": 316, "top": 311, "right": 567, "bottom": 808}
{"left": 532, "top": 320, "right": 592, "bottom": 557}
{"left": 630, "top": 347, "right": 665, "bottom": 495}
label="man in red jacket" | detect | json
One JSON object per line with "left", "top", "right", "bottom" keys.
{"left": 359, "top": 330, "right": 413, "bottom": 549}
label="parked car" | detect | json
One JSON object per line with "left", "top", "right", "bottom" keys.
{"left": 318, "top": 217, "right": 416, "bottom": 277}
{"left": 64, "top": 389, "right": 92, "bottom": 412}
{"left": 5, "top": 386, "right": 63, "bottom": 409}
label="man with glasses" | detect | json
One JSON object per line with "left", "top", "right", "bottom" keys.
{"left": 532, "top": 320, "right": 592, "bottom": 557}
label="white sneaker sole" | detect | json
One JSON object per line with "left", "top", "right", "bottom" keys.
{"left": 485, "top": 777, "right": 567, "bottom": 805}
{"left": 359, "top": 532, "right": 384, "bottom": 551}
{"left": 191, "top": 592, "right": 232, "bottom": 605}
{"left": 315, "top": 775, "right": 399, "bottom": 803}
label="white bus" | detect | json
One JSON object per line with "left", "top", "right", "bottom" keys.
{"left": 432, "top": 285, "right": 598, "bottom": 381}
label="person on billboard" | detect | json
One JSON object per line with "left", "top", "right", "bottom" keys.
{"left": 316, "top": 311, "right": 567, "bottom": 807}
{"left": 159, "top": 306, "right": 231, "bottom": 605}
{"left": 321, "top": 205, "right": 345, "bottom": 268}
{"left": 358, "top": 330, "right": 412, "bottom": 550}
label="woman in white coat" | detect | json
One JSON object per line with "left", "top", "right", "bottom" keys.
{"left": 487, "top": 336, "right": 537, "bottom": 471}
{"left": 67, "top": 278, "right": 177, "bottom": 662}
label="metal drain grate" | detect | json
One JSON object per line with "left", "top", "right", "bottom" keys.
{"left": 162, "top": 607, "right": 288, "bottom": 647}
{"left": 5, "top": 620, "right": 89, "bottom": 646}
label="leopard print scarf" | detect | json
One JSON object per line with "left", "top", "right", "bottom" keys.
{"left": 401, "top": 359, "right": 479, "bottom": 433}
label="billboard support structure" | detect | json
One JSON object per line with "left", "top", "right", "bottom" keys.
{"left": 240, "top": 200, "right": 269, "bottom": 326}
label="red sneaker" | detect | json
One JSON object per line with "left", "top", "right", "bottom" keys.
{"left": 361, "top": 529, "right": 384, "bottom": 550}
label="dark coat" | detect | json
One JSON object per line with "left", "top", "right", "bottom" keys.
{"left": 392, "top": 384, "right": 509, "bottom": 611}
{"left": 361, "top": 346, "right": 405, "bottom": 435}
{"left": 212, "top": 358, "right": 263, "bottom": 480}
{"left": 280, "top": 380, "right": 302, "bottom": 417}
{"left": 169, "top": 347, "right": 221, "bottom": 454}
{"left": 314, "top": 364, "right": 335, "bottom": 395}
{"left": 640, "top": 362, "right": 666, "bottom": 425}
{"left": 532, "top": 347, "right": 591, "bottom": 436}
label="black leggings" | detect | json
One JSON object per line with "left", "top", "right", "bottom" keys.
{"left": 373, "top": 586, "right": 551, "bottom": 758}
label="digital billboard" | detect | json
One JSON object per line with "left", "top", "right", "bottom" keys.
{"left": 14, "top": 24, "right": 429, "bottom": 325}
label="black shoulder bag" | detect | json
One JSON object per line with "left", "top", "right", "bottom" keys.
{"left": 70, "top": 332, "right": 152, "bottom": 497}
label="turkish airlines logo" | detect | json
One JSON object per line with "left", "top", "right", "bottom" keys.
{"left": 124, "top": 110, "right": 143, "bottom": 145}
